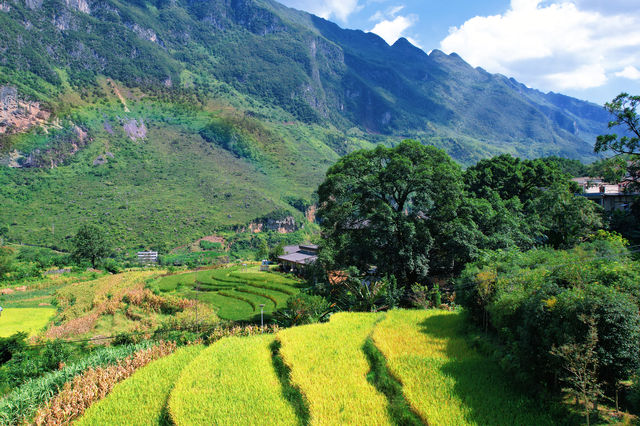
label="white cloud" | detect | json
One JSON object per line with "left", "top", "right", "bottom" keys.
{"left": 370, "top": 15, "right": 418, "bottom": 45}
{"left": 367, "top": 4, "right": 420, "bottom": 47}
{"left": 440, "top": 0, "right": 640, "bottom": 92}
{"left": 615, "top": 66, "right": 640, "bottom": 80}
{"left": 278, "top": 0, "right": 362, "bottom": 22}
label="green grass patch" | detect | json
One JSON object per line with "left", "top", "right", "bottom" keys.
{"left": 168, "top": 335, "right": 298, "bottom": 425}
{"left": 77, "top": 345, "right": 204, "bottom": 426}
{"left": 0, "top": 307, "right": 55, "bottom": 337}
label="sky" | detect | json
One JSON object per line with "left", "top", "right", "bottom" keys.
{"left": 277, "top": 0, "right": 640, "bottom": 105}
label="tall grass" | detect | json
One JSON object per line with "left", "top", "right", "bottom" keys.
{"left": 277, "top": 312, "right": 391, "bottom": 425}
{"left": 168, "top": 335, "right": 298, "bottom": 425}
{"left": 77, "top": 345, "right": 203, "bottom": 425}
{"left": 372, "top": 310, "right": 560, "bottom": 425}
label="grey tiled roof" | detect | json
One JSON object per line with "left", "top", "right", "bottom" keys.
{"left": 278, "top": 252, "right": 317, "bottom": 265}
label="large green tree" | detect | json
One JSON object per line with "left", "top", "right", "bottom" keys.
{"left": 317, "top": 140, "right": 471, "bottom": 286}
{"left": 594, "top": 93, "right": 640, "bottom": 187}
{"left": 71, "top": 224, "right": 111, "bottom": 268}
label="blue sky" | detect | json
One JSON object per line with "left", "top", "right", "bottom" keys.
{"left": 278, "top": 0, "right": 640, "bottom": 105}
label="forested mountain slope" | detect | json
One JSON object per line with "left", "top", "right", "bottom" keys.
{"left": 0, "top": 0, "right": 610, "bottom": 249}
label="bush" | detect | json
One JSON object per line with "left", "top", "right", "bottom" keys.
{"left": 0, "top": 332, "right": 27, "bottom": 365}
{"left": 457, "top": 240, "right": 640, "bottom": 395}
{"left": 274, "top": 293, "right": 332, "bottom": 327}
{"left": 199, "top": 240, "right": 222, "bottom": 251}
{"left": 102, "top": 258, "right": 122, "bottom": 274}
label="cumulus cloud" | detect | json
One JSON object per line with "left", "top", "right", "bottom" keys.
{"left": 615, "top": 66, "right": 640, "bottom": 80}
{"left": 440, "top": 0, "right": 640, "bottom": 92}
{"left": 370, "top": 15, "right": 419, "bottom": 46}
{"left": 278, "top": 0, "right": 362, "bottom": 22}
{"left": 368, "top": 5, "right": 420, "bottom": 46}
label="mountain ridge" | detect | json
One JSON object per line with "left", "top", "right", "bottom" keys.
{"left": 0, "top": 0, "right": 612, "bottom": 250}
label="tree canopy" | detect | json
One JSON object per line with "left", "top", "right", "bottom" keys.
{"left": 595, "top": 93, "right": 640, "bottom": 187}
{"left": 317, "top": 140, "right": 468, "bottom": 285}
{"left": 72, "top": 224, "right": 111, "bottom": 268}
{"left": 317, "top": 141, "right": 606, "bottom": 288}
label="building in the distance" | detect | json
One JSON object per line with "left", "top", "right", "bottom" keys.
{"left": 573, "top": 177, "right": 638, "bottom": 212}
{"left": 137, "top": 251, "right": 158, "bottom": 263}
{"left": 278, "top": 244, "right": 318, "bottom": 273}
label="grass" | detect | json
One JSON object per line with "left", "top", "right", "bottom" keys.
{"left": 372, "top": 310, "right": 562, "bottom": 425}
{"left": 76, "top": 344, "right": 204, "bottom": 426}
{"left": 168, "top": 334, "right": 299, "bottom": 425}
{"left": 277, "top": 312, "right": 391, "bottom": 425}
{"left": 0, "top": 307, "right": 56, "bottom": 337}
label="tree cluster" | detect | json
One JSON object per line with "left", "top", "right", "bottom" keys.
{"left": 456, "top": 236, "right": 640, "bottom": 407}
{"left": 316, "top": 141, "right": 603, "bottom": 289}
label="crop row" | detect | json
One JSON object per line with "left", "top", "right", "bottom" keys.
{"left": 33, "top": 341, "right": 177, "bottom": 425}
{"left": 169, "top": 335, "right": 298, "bottom": 425}
{"left": 0, "top": 341, "right": 158, "bottom": 425}
{"left": 77, "top": 345, "right": 204, "bottom": 425}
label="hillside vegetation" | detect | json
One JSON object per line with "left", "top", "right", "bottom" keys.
{"left": 0, "top": 0, "right": 609, "bottom": 251}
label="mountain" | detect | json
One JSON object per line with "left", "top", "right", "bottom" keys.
{"left": 0, "top": 0, "right": 611, "bottom": 250}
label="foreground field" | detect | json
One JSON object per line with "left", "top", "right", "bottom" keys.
{"left": 60, "top": 310, "right": 571, "bottom": 425}
{"left": 169, "top": 335, "right": 298, "bottom": 425}
{"left": 78, "top": 345, "right": 204, "bottom": 426}
{"left": 373, "top": 310, "right": 558, "bottom": 425}
{"left": 278, "top": 312, "right": 390, "bottom": 425}
{"left": 0, "top": 307, "right": 56, "bottom": 337}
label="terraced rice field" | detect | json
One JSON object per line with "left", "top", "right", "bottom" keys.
{"left": 372, "top": 310, "right": 558, "bottom": 425}
{"left": 169, "top": 335, "right": 298, "bottom": 425}
{"left": 77, "top": 345, "right": 204, "bottom": 425}
{"left": 277, "top": 312, "right": 391, "bottom": 425}
{"left": 151, "top": 265, "right": 301, "bottom": 321}
{"left": 0, "top": 307, "right": 56, "bottom": 337}
{"left": 57, "top": 310, "right": 570, "bottom": 425}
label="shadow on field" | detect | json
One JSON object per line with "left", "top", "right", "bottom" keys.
{"left": 270, "top": 340, "right": 310, "bottom": 426}
{"left": 418, "top": 314, "right": 577, "bottom": 426}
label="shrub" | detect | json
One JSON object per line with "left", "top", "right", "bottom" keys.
{"left": 457, "top": 240, "right": 640, "bottom": 395}
{"left": 274, "top": 293, "right": 332, "bottom": 327}
{"left": 102, "top": 258, "right": 122, "bottom": 274}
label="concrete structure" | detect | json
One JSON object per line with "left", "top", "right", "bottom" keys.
{"left": 278, "top": 244, "right": 318, "bottom": 273}
{"left": 573, "top": 177, "right": 638, "bottom": 212}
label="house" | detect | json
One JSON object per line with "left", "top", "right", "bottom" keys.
{"left": 573, "top": 177, "right": 639, "bottom": 212}
{"left": 137, "top": 251, "right": 158, "bottom": 263}
{"left": 278, "top": 244, "right": 318, "bottom": 273}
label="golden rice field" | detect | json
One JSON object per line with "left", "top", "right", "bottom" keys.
{"left": 33, "top": 310, "right": 570, "bottom": 425}
{"left": 277, "top": 312, "right": 391, "bottom": 425}
{"left": 0, "top": 307, "right": 56, "bottom": 337}
{"left": 76, "top": 345, "right": 204, "bottom": 426}
{"left": 372, "top": 310, "right": 558, "bottom": 425}
{"left": 168, "top": 335, "right": 298, "bottom": 426}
